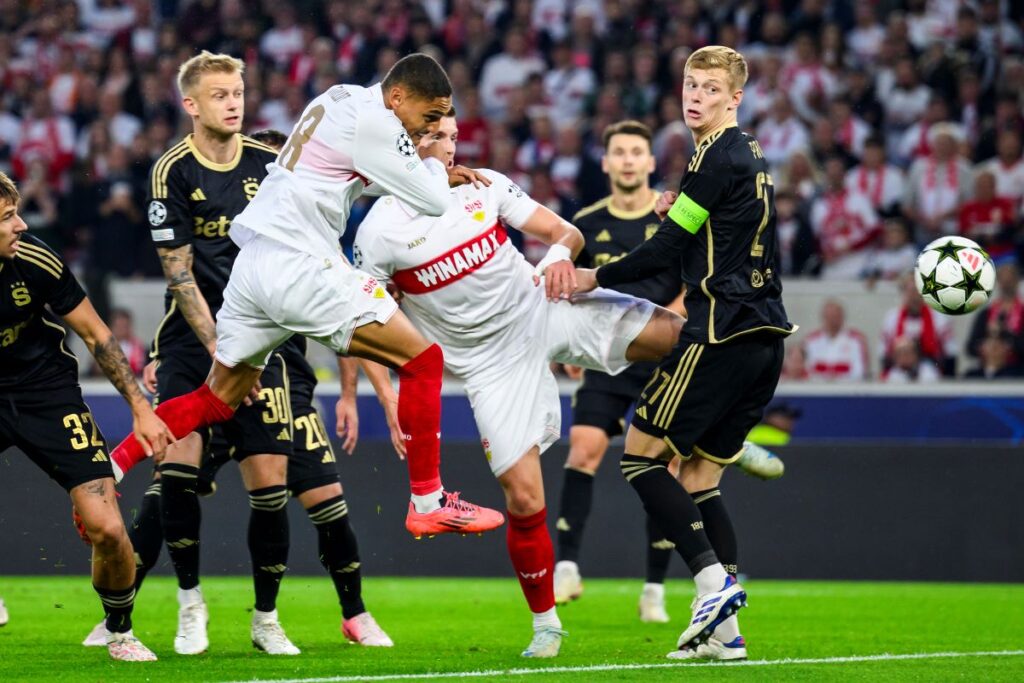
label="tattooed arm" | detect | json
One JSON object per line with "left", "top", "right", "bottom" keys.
{"left": 158, "top": 244, "right": 218, "bottom": 357}
{"left": 63, "top": 298, "right": 174, "bottom": 457}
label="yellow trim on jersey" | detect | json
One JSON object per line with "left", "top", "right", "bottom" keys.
{"left": 692, "top": 444, "right": 744, "bottom": 465}
{"left": 151, "top": 140, "right": 190, "bottom": 198}
{"left": 241, "top": 136, "right": 280, "bottom": 156}
{"left": 688, "top": 126, "right": 731, "bottom": 174}
{"left": 16, "top": 251, "right": 61, "bottom": 279}
{"left": 17, "top": 242, "right": 63, "bottom": 276}
{"left": 714, "top": 323, "right": 799, "bottom": 344}
{"left": 40, "top": 316, "right": 79, "bottom": 365}
{"left": 149, "top": 299, "right": 177, "bottom": 359}
{"left": 702, "top": 219, "right": 717, "bottom": 342}
{"left": 653, "top": 343, "right": 703, "bottom": 429}
{"left": 694, "top": 122, "right": 737, "bottom": 149}
{"left": 606, "top": 191, "right": 659, "bottom": 221}
{"left": 572, "top": 197, "right": 611, "bottom": 222}
{"left": 186, "top": 133, "right": 243, "bottom": 172}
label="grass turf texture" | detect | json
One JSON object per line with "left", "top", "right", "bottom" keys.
{"left": 0, "top": 577, "right": 1021, "bottom": 682}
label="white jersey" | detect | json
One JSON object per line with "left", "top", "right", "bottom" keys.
{"left": 232, "top": 83, "right": 451, "bottom": 257}
{"left": 354, "top": 169, "right": 541, "bottom": 367}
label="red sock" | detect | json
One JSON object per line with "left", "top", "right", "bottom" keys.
{"left": 396, "top": 344, "right": 444, "bottom": 496}
{"left": 507, "top": 507, "right": 555, "bottom": 613}
{"left": 111, "top": 385, "right": 235, "bottom": 475}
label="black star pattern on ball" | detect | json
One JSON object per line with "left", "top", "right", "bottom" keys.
{"left": 919, "top": 268, "right": 941, "bottom": 297}
{"left": 958, "top": 267, "right": 986, "bottom": 301}
{"left": 932, "top": 239, "right": 966, "bottom": 262}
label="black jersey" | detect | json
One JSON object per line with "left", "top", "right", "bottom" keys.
{"left": 0, "top": 235, "right": 86, "bottom": 392}
{"left": 146, "top": 133, "right": 278, "bottom": 357}
{"left": 573, "top": 194, "right": 681, "bottom": 306}
{"left": 598, "top": 125, "right": 794, "bottom": 344}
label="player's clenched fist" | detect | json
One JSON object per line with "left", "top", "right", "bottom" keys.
{"left": 654, "top": 190, "right": 678, "bottom": 221}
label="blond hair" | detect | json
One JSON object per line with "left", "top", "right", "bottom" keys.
{"left": 685, "top": 46, "right": 748, "bottom": 91}
{"left": 177, "top": 51, "right": 245, "bottom": 96}
{"left": 0, "top": 171, "right": 20, "bottom": 208}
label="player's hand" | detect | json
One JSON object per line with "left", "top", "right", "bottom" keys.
{"left": 654, "top": 191, "right": 678, "bottom": 222}
{"left": 563, "top": 364, "right": 583, "bottom": 380}
{"left": 381, "top": 394, "right": 407, "bottom": 460}
{"left": 448, "top": 165, "right": 492, "bottom": 189}
{"left": 142, "top": 360, "right": 159, "bottom": 394}
{"left": 335, "top": 396, "right": 359, "bottom": 455}
{"left": 242, "top": 378, "right": 262, "bottom": 407}
{"left": 574, "top": 267, "right": 599, "bottom": 295}
{"left": 536, "top": 259, "right": 577, "bottom": 301}
{"left": 132, "top": 407, "right": 175, "bottom": 458}
{"left": 386, "top": 281, "right": 404, "bottom": 304}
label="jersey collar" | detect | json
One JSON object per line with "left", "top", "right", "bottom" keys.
{"left": 608, "top": 190, "right": 658, "bottom": 220}
{"left": 186, "top": 133, "right": 243, "bottom": 172}
{"left": 694, "top": 121, "right": 738, "bottom": 148}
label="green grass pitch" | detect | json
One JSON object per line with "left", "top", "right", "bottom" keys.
{"left": 0, "top": 577, "right": 1022, "bottom": 681}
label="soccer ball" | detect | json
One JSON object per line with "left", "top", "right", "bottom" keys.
{"left": 913, "top": 236, "right": 995, "bottom": 315}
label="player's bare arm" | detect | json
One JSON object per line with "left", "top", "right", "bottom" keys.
{"left": 157, "top": 244, "right": 217, "bottom": 356}
{"left": 335, "top": 355, "right": 360, "bottom": 454}
{"left": 358, "top": 360, "right": 406, "bottom": 459}
{"left": 519, "top": 205, "right": 584, "bottom": 301}
{"left": 62, "top": 298, "right": 174, "bottom": 457}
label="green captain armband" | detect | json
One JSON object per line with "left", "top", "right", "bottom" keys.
{"left": 667, "top": 192, "right": 709, "bottom": 234}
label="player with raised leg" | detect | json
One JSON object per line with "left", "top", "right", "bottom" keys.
{"left": 0, "top": 172, "right": 172, "bottom": 661}
{"left": 104, "top": 53, "right": 504, "bottom": 539}
{"left": 354, "top": 110, "right": 684, "bottom": 657}
{"left": 574, "top": 46, "right": 795, "bottom": 660}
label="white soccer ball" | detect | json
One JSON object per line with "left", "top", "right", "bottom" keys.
{"left": 913, "top": 236, "right": 995, "bottom": 315}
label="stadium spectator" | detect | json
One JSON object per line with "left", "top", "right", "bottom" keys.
{"left": 542, "top": 39, "right": 596, "bottom": 126}
{"left": 12, "top": 90, "right": 75, "bottom": 191}
{"left": 896, "top": 96, "right": 950, "bottom": 166}
{"left": 747, "top": 403, "right": 803, "bottom": 447}
{"left": 803, "top": 299, "right": 872, "bottom": 381}
{"left": 756, "top": 94, "right": 810, "bottom": 173}
{"left": 958, "top": 170, "right": 1017, "bottom": 259}
{"left": 780, "top": 344, "right": 810, "bottom": 381}
{"left": 862, "top": 218, "right": 918, "bottom": 282}
{"left": 881, "top": 336, "right": 942, "bottom": 383}
{"left": 829, "top": 98, "right": 871, "bottom": 161}
{"left": 810, "top": 155, "right": 880, "bottom": 280}
{"left": 478, "top": 26, "right": 545, "bottom": 121}
{"left": 774, "top": 189, "right": 817, "bottom": 277}
{"left": 848, "top": 4, "right": 885, "bottom": 66}
{"left": 966, "top": 261, "right": 1024, "bottom": 372}
{"left": 976, "top": 129, "right": 1024, "bottom": 205}
{"left": 903, "top": 123, "right": 974, "bottom": 240}
{"left": 89, "top": 308, "right": 147, "bottom": 378}
{"left": 845, "top": 135, "right": 906, "bottom": 218}
{"left": 965, "top": 331, "right": 1023, "bottom": 379}
{"left": 881, "top": 274, "right": 958, "bottom": 377}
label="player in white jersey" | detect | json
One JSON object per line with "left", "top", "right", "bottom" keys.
{"left": 354, "top": 111, "right": 684, "bottom": 658}
{"left": 107, "top": 54, "right": 504, "bottom": 539}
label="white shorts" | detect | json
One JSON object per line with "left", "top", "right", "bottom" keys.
{"left": 216, "top": 234, "right": 398, "bottom": 368}
{"left": 461, "top": 287, "right": 655, "bottom": 476}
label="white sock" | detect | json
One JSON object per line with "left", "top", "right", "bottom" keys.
{"left": 532, "top": 607, "right": 561, "bottom": 631}
{"left": 410, "top": 487, "right": 443, "bottom": 513}
{"left": 714, "top": 614, "right": 741, "bottom": 643}
{"left": 693, "top": 563, "right": 728, "bottom": 595}
{"left": 642, "top": 582, "right": 665, "bottom": 599}
{"left": 253, "top": 608, "right": 278, "bottom": 623}
{"left": 177, "top": 586, "right": 203, "bottom": 607}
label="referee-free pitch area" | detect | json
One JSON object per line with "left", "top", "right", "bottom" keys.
{"left": 0, "top": 577, "right": 1021, "bottom": 681}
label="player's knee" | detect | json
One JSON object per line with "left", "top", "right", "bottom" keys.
{"left": 567, "top": 442, "right": 603, "bottom": 473}
{"left": 652, "top": 308, "right": 684, "bottom": 356}
{"left": 162, "top": 432, "right": 203, "bottom": 465}
{"left": 678, "top": 460, "right": 723, "bottom": 492}
{"left": 87, "top": 516, "right": 129, "bottom": 553}
{"left": 504, "top": 484, "right": 544, "bottom": 517}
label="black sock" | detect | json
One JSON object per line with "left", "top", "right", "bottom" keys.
{"left": 692, "top": 488, "right": 738, "bottom": 577}
{"left": 621, "top": 454, "right": 717, "bottom": 575}
{"left": 128, "top": 480, "right": 163, "bottom": 591}
{"left": 249, "top": 485, "right": 290, "bottom": 613}
{"left": 645, "top": 514, "right": 674, "bottom": 584}
{"left": 556, "top": 468, "right": 594, "bottom": 563}
{"left": 159, "top": 463, "right": 201, "bottom": 590}
{"left": 308, "top": 495, "right": 365, "bottom": 619}
{"left": 95, "top": 585, "right": 135, "bottom": 633}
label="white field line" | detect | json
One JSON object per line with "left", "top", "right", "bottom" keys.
{"left": 226, "top": 649, "right": 1024, "bottom": 683}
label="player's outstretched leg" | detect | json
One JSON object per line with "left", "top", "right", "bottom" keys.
{"left": 109, "top": 361, "right": 260, "bottom": 479}
{"left": 499, "top": 449, "right": 567, "bottom": 658}
{"left": 348, "top": 314, "right": 503, "bottom": 537}
{"left": 72, "top": 478, "right": 156, "bottom": 662}
{"left": 619, "top": 437, "right": 746, "bottom": 651}
{"left": 640, "top": 514, "right": 672, "bottom": 623}
{"left": 300, "top": 484, "right": 393, "bottom": 647}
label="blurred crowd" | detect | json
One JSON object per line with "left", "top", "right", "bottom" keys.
{"left": 2, "top": 0, "right": 1022, "bottom": 380}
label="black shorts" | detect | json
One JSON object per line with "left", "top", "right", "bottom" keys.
{"left": 572, "top": 362, "right": 659, "bottom": 437}
{"left": 286, "top": 370, "right": 339, "bottom": 496}
{"left": 0, "top": 384, "right": 114, "bottom": 491}
{"left": 631, "top": 333, "right": 785, "bottom": 464}
{"left": 155, "top": 350, "right": 293, "bottom": 460}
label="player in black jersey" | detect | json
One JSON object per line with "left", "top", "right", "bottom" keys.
{"left": 551, "top": 121, "right": 687, "bottom": 618}
{"left": 576, "top": 47, "right": 795, "bottom": 660}
{"left": 0, "top": 172, "right": 172, "bottom": 661}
